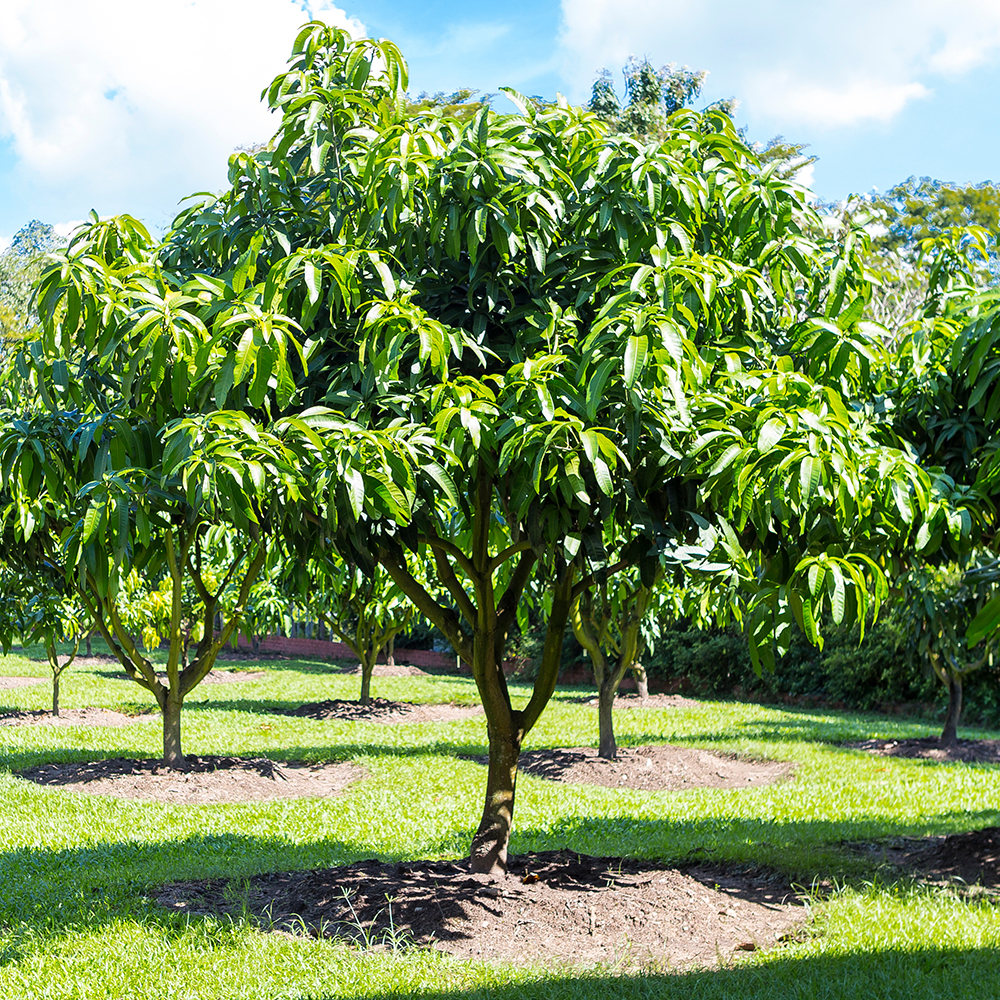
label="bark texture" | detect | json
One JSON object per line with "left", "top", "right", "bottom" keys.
{"left": 470, "top": 727, "right": 522, "bottom": 872}
{"left": 941, "top": 673, "right": 963, "bottom": 746}
{"left": 632, "top": 662, "right": 649, "bottom": 700}
{"left": 162, "top": 695, "right": 184, "bottom": 766}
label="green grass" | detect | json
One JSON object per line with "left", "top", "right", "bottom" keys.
{"left": 1, "top": 645, "right": 999, "bottom": 998}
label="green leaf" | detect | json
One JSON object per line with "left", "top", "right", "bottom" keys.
{"left": 623, "top": 334, "right": 648, "bottom": 388}
{"left": 969, "top": 593, "right": 1000, "bottom": 647}
{"left": 756, "top": 418, "right": 784, "bottom": 453}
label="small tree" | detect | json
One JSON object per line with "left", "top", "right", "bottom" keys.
{"left": 572, "top": 577, "right": 652, "bottom": 758}
{"left": 0, "top": 213, "right": 390, "bottom": 765}
{"left": 0, "top": 561, "right": 89, "bottom": 716}
{"left": 289, "top": 553, "right": 417, "bottom": 705}
{"left": 903, "top": 558, "right": 1000, "bottom": 745}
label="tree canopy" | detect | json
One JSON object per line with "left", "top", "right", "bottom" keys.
{"left": 1, "top": 23, "right": 979, "bottom": 868}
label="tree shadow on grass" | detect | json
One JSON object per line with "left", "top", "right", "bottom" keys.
{"left": 306, "top": 946, "right": 1000, "bottom": 1000}
{"left": 622, "top": 713, "right": 956, "bottom": 748}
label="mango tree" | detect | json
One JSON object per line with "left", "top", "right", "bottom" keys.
{"left": 902, "top": 557, "right": 1000, "bottom": 744}
{"left": 105, "top": 24, "right": 970, "bottom": 867}
{"left": 0, "top": 210, "right": 424, "bottom": 765}
{"left": 285, "top": 551, "right": 418, "bottom": 704}
{"left": 0, "top": 559, "right": 89, "bottom": 716}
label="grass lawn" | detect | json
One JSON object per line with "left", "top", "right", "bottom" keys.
{"left": 2, "top": 644, "right": 999, "bottom": 999}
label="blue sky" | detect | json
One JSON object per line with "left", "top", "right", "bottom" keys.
{"left": 1, "top": 0, "right": 999, "bottom": 245}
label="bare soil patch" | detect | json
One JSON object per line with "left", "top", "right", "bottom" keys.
{"left": 15, "top": 755, "right": 366, "bottom": 804}
{"left": 847, "top": 827, "right": 1000, "bottom": 890}
{"left": 570, "top": 693, "right": 702, "bottom": 710}
{"left": 350, "top": 663, "right": 430, "bottom": 677}
{"left": 285, "top": 698, "right": 483, "bottom": 725}
{"left": 0, "top": 707, "right": 159, "bottom": 727}
{"left": 0, "top": 676, "right": 45, "bottom": 689}
{"left": 107, "top": 668, "right": 266, "bottom": 685}
{"left": 203, "top": 669, "right": 266, "bottom": 684}
{"left": 157, "top": 850, "right": 803, "bottom": 969}
{"left": 844, "top": 737, "right": 1000, "bottom": 764}
{"left": 488, "top": 745, "right": 793, "bottom": 792}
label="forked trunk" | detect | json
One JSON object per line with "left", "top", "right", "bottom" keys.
{"left": 359, "top": 659, "right": 374, "bottom": 706}
{"left": 632, "top": 661, "right": 649, "bottom": 700}
{"left": 941, "top": 672, "right": 963, "bottom": 746}
{"left": 470, "top": 726, "right": 522, "bottom": 873}
{"left": 162, "top": 694, "right": 185, "bottom": 766}
{"left": 597, "top": 678, "right": 617, "bottom": 759}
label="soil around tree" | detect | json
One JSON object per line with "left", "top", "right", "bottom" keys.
{"left": 0, "top": 707, "right": 160, "bottom": 727}
{"left": 107, "top": 668, "right": 267, "bottom": 684}
{"left": 15, "top": 755, "right": 366, "bottom": 804}
{"left": 283, "top": 698, "right": 483, "bottom": 725}
{"left": 156, "top": 850, "right": 805, "bottom": 969}
{"left": 846, "top": 827, "right": 1000, "bottom": 890}
{"left": 569, "top": 692, "right": 703, "bottom": 710}
{"left": 0, "top": 676, "right": 45, "bottom": 689}
{"left": 844, "top": 737, "right": 1000, "bottom": 763}
{"left": 474, "top": 745, "right": 793, "bottom": 792}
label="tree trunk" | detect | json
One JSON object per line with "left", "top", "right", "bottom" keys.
{"left": 52, "top": 671, "right": 60, "bottom": 718}
{"left": 941, "top": 672, "right": 963, "bottom": 746}
{"left": 85, "top": 632, "right": 92, "bottom": 657}
{"left": 386, "top": 634, "right": 396, "bottom": 668}
{"left": 597, "top": 677, "right": 617, "bottom": 759}
{"left": 360, "top": 658, "right": 374, "bottom": 706}
{"left": 162, "top": 694, "right": 185, "bottom": 766}
{"left": 470, "top": 726, "right": 522, "bottom": 873}
{"left": 632, "top": 661, "right": 649, "bottom": 700}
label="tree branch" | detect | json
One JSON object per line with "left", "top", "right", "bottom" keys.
{"left": 420, "top": 532, "right": 478, "bottom": 584}
{"left": 431, "top": 546, "right": 478, "bottom": 626}
{"left": 380, "top": 547, "right": 473, "bottom": 663}
{"left": 488, "top": 540, "right": 532, "bottom": 575}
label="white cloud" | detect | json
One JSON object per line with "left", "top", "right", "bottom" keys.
{"left": 52, "top": 219, "right": 86, "bottom": 241}
{"left": 0, "top": 0, "right": 363, "bottom": 228}
{"left": 0, "top": 233, "right": 11, "bottom": 252}
{"left": 748, "top": 75, "right": 931, "bottom": 129}
{"left": 558, "top": 0, "right": 1000, "bottom": 129}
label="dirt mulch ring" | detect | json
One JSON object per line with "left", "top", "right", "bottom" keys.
{"left": 489, "top": 745, "right": 793, "bottom": 793}
{"left": 347, "top": 663, "right": 430, "bottom": 677}
{"left": 571, "top": 693, "right": 703, "bottom": 710}
{"left": 157, "top": 850, "right": 804, "bottom": 969}
{"left": 844, "top": 737, "right": 1000, "bottom": 764}
{"left": 0, "top": 707, "right": 160, "bottom": 727}
{"left": 0, "top": 676, "right": 45, "bottom": 689}
{"left": 203, "top": 669, "right": 266, "bottom": 684}
{"left": 15, "top": 755, "right": 366, "bottom": 804}
{"left": 847, "top": 827, "right": 1000, "bottom": 890}
{"left": 107, "top": 669, "right": 266, "bottom": 685}
{"left": 285, "top": 698, "right": 483, "bottom": 725}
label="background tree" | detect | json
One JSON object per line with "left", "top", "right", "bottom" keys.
{"left": 588, "top": 57, "right": 736, "bottom": 137}
{"left": 0, "top": 560, "right": 90, "bottom": 717}
{"left": 869, "top": 177, "right": 1000, "bottom": 260}
{"left": 287, "top": 552, "right": 418, "bottom": 705}
{"left": 901, "top": 557, "right": 1000, "bottom": 744}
